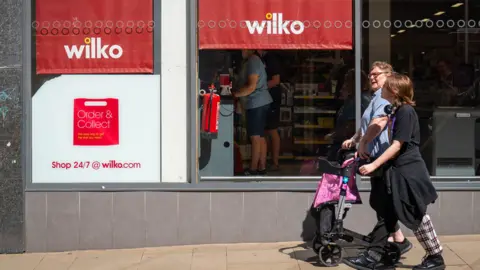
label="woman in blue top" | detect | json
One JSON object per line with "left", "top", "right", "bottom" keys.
{"left": 233, "top": 50, "right": 273, "bottom": 175}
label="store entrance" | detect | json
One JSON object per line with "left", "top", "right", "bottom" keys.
{"left": 198, "top": 49, "right": 359, "bottom": 177}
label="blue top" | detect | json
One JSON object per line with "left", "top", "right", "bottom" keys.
{"left": 360, "top": 88, "right": 391, "bottom": 158}
{"left": 239, "top": 55, "right": 272, "bottom": 109}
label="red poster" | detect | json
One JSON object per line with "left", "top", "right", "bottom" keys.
{"left": 199, "top": 0, "right": 352, "bottom": 49}
{"left": 35, "top": 0, "right": 153, "bottom": 74}
{"left": 73, "top": 98, "right": 119, "bottom": 146}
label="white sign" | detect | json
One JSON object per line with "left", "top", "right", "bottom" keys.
{"left": 32, "top": 75, "right": 161, "bottom": 183}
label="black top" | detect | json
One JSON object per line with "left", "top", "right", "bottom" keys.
{"left": 261, "top": 52, "right": 282, "bottom": 108}
{"left": 384, "top": 104, "right": 438, "bottom": 230}
{"left": 392, "top": 104, "right": 421, "bottom": 166}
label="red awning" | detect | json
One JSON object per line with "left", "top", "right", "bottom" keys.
{"left": 199, "top": 0, "right": 353, "bottom": 50}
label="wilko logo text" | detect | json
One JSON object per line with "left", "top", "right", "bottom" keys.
{"left": 64, "top": 37, "right": 123, "bottom": 59}
{"left": 245, "top": 13, "right": 305, "bottom": 35}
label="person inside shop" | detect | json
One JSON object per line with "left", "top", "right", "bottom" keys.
{"left": 334, "top": 51, "right": 355, "bottom": 99}
{"left": 433, "top": 59, "right": 458, "bottom": 106}
{"left": 232, "top": 49, "right": 273, "bottom": 176}
{"left": 325, "top": 69, "right": 370, "bottom": 161}
{"left": 345, "top": 74, "right": 445, "bottom": 270}
{"left": 257, "top": 50, "right": 282, "bottom": 171}
{"left": 342, "top": 62, "right": 412, "bottom": 255}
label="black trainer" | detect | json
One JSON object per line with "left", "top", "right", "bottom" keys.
{"left": 257, "top": 169, "right": 267, "bottom": 175}
{"left": 243, "top": 169, "right": 258, "bottom": 176}
{"left": 396, "top": 238, "right": 413, "bottom": 255}
{"left": 413, "top": 254, "right": 446, "bottom": 270}
{"left": 343, "top": 251, "right": 395, "bottom": 270}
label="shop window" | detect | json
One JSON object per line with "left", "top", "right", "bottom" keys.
{"left": 30, "top": 0, "right": 160, "bottom": 184}
{"left": 363, "top": 0, "right": 480, "bottom": 179}
{"left": 197, "top": 0, "right": 358, "bottom": 178}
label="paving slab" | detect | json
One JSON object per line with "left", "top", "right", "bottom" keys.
{"left": 0, "top": 236, "right": 478, "bottom": 269}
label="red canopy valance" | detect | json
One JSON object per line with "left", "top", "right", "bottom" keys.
{"left": 199, "top": 0, "right": 353, "bottom": 49}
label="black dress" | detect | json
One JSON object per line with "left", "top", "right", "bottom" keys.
{"left": 384, "top": 104, "right": 438, "bottom": 230}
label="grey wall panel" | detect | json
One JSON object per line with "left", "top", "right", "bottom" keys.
{"left": 78, "top": 192, "right": 114, "bottom": 250}
{"left": 145, "top": 192, "right": 178, "bottom": 247}
{"left": 46, "top": 192, "right": 79, "bottom": 252}
{"left": 25, "top": 192, "right": 45, "bottom": 252}
{"left": 112, "top": 192, "right": 146, "bottom": 249}
{"left": 24, "top": 191, "right": 480, "bottom": 252}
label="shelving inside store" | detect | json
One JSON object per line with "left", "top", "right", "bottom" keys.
{"left": 290, "top": 51, "right": 341, "bottom": 161}
{"left": 238, "top": 50, "right": 342, "bottom": 163}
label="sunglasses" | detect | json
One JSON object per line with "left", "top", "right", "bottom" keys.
{"left": 368, "top": 72, "right": 388, "bottom": 78}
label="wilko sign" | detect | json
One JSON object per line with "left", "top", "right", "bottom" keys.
{"left": 245, "top": 13, "right": 305, "bottom": 35}
{"left": 199, "top": 0, "right": 352, "bottom": 49}
{"left": 73, "top": 98, "right": 119, "bottom": 146}
{"left": 65, "top": 37, "right": 123, "bottom": 59}
{"left": 36, "top": 0, "right": 153, "bottom": 74}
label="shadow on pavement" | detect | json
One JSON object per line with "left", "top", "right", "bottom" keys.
{"left": 278, "top": 243, "right": 324, "bottom": 267}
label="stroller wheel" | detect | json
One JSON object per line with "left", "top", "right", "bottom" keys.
{"left": 318, "top": 243, "right": 343, "bottom": 267}
{"left": 311, "top": 234, "right": 322, "bottom": 254}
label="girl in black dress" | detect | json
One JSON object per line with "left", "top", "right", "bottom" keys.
{"left": 344, "top": 74, "right": 445, "bottom": 270}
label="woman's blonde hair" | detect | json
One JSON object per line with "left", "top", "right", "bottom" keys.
{"left": 371, "top": 61, "right": 393, "bottom": 75}
{"left": 383, "top": 73, "right": 416, "bottom": 107}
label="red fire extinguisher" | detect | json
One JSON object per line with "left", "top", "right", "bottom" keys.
{"left": 201, "top": 84, "right": 220, "bottom": 137}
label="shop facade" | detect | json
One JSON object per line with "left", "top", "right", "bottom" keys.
{"left": 0, "top": 0, "right": 479, "bottom": 253}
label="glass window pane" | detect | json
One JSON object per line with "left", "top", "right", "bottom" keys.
{"left": 363, "top": 0, "right": 480, "bottom": 180}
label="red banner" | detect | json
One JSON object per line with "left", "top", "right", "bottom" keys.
{"left": 35, "top": 0, "right": 153, "bottom": 74}
{"left": 73, "top": 98, "right": 119, "bottom": 146}
{"left": 199, "top": 0, "right": 352, "bottom": 50}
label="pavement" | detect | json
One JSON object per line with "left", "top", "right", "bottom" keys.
{"left": 0, "top": 235, "right": 479, "bottom": 270}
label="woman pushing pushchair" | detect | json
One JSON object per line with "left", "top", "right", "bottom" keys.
{"left": 344, "top": 74, "right": 445, "bottom": 270}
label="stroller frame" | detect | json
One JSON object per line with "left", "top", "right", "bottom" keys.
{"left": 310, "top": 150, "right": 400, "bottom": 267}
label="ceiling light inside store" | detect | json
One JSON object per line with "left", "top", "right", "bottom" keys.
{"left": 398, "top": 29, "right": 406, "bottom": 33}
{"left": 451, "top": 3, "right": 464, "bottom": 8}
{"left": 391, "top": 34, "right": 396, "bottom": 37}
{"left": 434, "top": 11, "right": 445, "bottom": 16}
{"left": 422, "top": 18, "right": 430, "bottom": 22}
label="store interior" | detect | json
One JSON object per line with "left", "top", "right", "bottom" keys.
{"left": 198, "top": 0, "right": 480, "bottom": 178}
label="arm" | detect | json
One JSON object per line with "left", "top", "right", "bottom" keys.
{"left": 371, "top": 140, "right": 403, "bottom": 168}
{"left": 268, "top": 74, "right": 280, "bottom": 89}
{"left": 360, "top": 98, "right": 390, "bottom": 144}
{"left": 360, "top": 116, "right": 388, "bottom": 145}
{"left": 235, "top": 74, "right": 258, "bottom": 97}
{"left": 359, "top": 105, "right": 415, "bottom": 174}
{"left": 348, "top": 128, "right": 361, "bottom": 143}
{"left": 234, "top": 57, "right": 261, "bottom": 97}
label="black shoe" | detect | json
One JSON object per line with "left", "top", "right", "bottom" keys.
{"left": 257, "top": 169, "right": 267, "bottom": 175}
{"left": 343, "top": 252, "right": 395, "bottom": 270}
{"left": 243, "top": 169, "right": 257, "bottom": 176}
{"left": 413, "top": 254, "right": 445, "bottom": 270}
{"left": 395, "top": 238, "right": 413, "bottom": 255}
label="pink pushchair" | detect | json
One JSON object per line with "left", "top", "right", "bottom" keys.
{"left": 309, "top": 149, "right": 401, "bottom": 267}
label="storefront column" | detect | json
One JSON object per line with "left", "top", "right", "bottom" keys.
{"left": 368, "top": 0, "right": 391, "bottom": 65}
{"left": 161, "top": 0, "right": 188, "bottom": 182}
